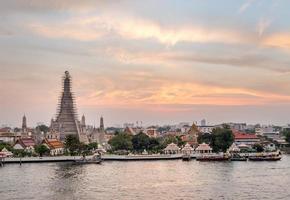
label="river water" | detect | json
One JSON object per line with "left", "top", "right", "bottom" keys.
{"left": 1, "top": 156, "right": 290, "bottom": 200}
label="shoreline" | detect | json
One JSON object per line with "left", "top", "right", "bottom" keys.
{"left": 1, "top": 154, "right": 185, "bottom": 164}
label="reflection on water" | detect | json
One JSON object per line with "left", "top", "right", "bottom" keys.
{"left": 2, "top": 157, "right": 290, "bottom": 200}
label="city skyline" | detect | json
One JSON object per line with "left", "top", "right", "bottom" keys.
{"left": 1, "top": 0, "right": 290, "bottom": 126}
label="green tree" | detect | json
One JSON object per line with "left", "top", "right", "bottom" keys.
{"left": 211, "top": 126, "right": 234, "bottom": 152}
{"left": 87, "top": 142, "right": 98, "bottom": 150}
{"left": 65, "top": 135, "right": 81, "bottom": 155}
{"left": 36, "top": 124, "right": 50, "bottom": 133}
{"left": 35, "top": 144, "right": 50, "bottom": 157}
{"left": 0, "top": 142, "right": 12, "bottom": 151}
{"left": 198, "top": 133, "right": 212, "bottom": 144}
{"left": 162, "top": 135, "right": 178, "bottom": 147}
{"left": 282, "top": 130, "right": 290, "bottom": 143}
{"left": 176, "top": 136, "right": 185, "bottom": 147}
{"left": 108, "top": 133, "right": 133, "bottom": 151}
{"left": 252, "top": 143, "right": 264, "bottom": 152}
{"left": 132, "top": 132, "right": 150, "bottom": 152}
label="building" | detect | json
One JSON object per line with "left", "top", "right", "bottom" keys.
{"left": 145, "top": 126, "right": 158, "bottom": 138}
{"left": 181, "top": 143, "right": 194, "bottom": 155}
{"left": 163, "top": 143, "right": 180, "bottom": 154}
{"left": 0, "top": 132, "right": 20, "bottom": 144}
{"left": 195, "top": 143, "right": 213, "bottom": 154}
{"left": 89, "top": 116, "right": 107, "bottom": 147}
{"left": 234, "top": 131, "right": 260, "bottom": 145}
{"left": 13, "top": 138, "right": 36, "bottom": 152}
{"left": 50, "top": 71, "right": 88, "bottom": 143}
{"left": 22, "top": 114, "right": 27, "bottom": 134}
{"left": 198, "top": 125, "right": 214, "bottom": 134}
{"left": 255, "top": 126, "right": 279, "bottom": 139}
{"left": 42, "top": 138, "right": 64, "bottom": 156}
{"left": 181, "top": 123, "right": 199, "bottom": 146}
{"left": 227, "top": 123, "right": 247, "bottom": 131}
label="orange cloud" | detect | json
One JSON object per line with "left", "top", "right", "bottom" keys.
{"left": 263, "top": 33, "right": 290, "bottom": 49}
{"left": 29, "top": 15, "right": 253, "bottom": 45}
{"left": 77, "top": 78, "right": 290, "bottom": 108}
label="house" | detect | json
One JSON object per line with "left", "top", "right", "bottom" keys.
{"left": 13, "top": 138, "right": 36, "bottom": 152}
{"left": 181, "top": 143, "right": 194, "bottom": 155}
{"left": 234, "top": 131, "right": 260, "bottom": 145}
{"left": 42, "top": 138, "right": 64, "bottom": 156}
{"left": 163, "top": 143, "right": 180, "bottom": 154}
{"left": 195, "top": 143, "right": 213, "bottom": 154}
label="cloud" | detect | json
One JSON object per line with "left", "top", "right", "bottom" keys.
{"left": 28, "top": 14, "right": 254, "bottom": 46}
{"left": 238, "top": 0, "right": 255, "bottom": 13}
{"left": 257, "top": 18, "right": 272, "bottom": 36}
{"left": 262, "top": 33, "right": 290, "bottom": 49}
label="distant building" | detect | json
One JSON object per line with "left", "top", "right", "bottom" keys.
{"left": 200, "top": 119, "right": 206, "bottom": 126}
{"left": 255, "top": 126, "right": 279, "bottom": 139}
{"left": 227, "top": 123, "right": 247, "bottom": 131}
{"left": 0, "top": 132, "right": 20, "bottom": 144}
{"left": 22, "top": 114, "right": 27, "bottom": 134}
{"left": 198, "top": 125, "right": 214, "bottom": 134}
{"left": 181, "top": 123, "right": 199, "bottom": 146}
{"left": 145, "top": 126, "right": 158, "bottom": 138}
{"left": 124, "top": 126, "right": 137, "bottom": 135}
{"left": 89, "top": 116, "right": 107, "bottom": 147}
{"left": 234, "top": 131, "right": 260, "bottom": 145}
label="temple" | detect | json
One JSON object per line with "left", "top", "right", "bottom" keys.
{"left": 50, "top": 71, "right": 88, "bottom": 143}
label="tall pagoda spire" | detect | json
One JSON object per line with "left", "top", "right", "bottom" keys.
{"left": 100, "top": 116, "right": 104, "bottom": 131}
{"left": 53, "top": 71, "right": 79, "bottom": 141}
{"left": 22, "top": 114, "right": 27, "bottom": 133}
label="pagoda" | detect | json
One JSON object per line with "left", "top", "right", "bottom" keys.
{"left": 50, "top": 71, "right": 88, "bottom": 143}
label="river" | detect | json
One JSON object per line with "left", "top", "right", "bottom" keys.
{"left": 1, "top": 156, "right": 290, "bottom": 200}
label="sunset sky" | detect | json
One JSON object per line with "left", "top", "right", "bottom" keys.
{"left": 1, "top": 0, "right": 290, "bottom": 127}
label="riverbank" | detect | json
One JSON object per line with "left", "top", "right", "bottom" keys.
{"left": 1, "top": 154, "right": 184, "bottom": 164}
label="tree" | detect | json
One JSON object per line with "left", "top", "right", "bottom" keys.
{"left": 252, "top": 143, "right": 264, "bottom": 152}
{"left": 108, "top": 133, "right": 133, "bottom": 151}
{"left": 176, "top": 136, "right": 185, "bottom": 147}
{"left": 198, "top": 133, "right": 212, "bottom": 144}
{"left": 0, "top": 142, "right": 12, "bottom": 151}
{"left": 132, "top": 132, "right": 150, "bottom": 152}
{"left": 36, "top": 124, "right": 50, "bottom": 133}
{"left": 87, "top": 142, "right": 98, "bottom": 150}
{"left": 211, "top": 126, "right": 234, "bottom": 152}
{"left": 35, "top": 144, "right": 50, "bottom": 157}
{"left": 162, "top": 135, "right": 178, "bottom": 147}
{"left": 65, "top": 135, "right": 81, "bottom": 155}
{"left": 282, "top": 130, "right": 290, "bottom": 143}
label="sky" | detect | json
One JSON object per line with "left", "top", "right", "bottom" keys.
{"left": 1, "top": 0, "right": 290, "bottom": 127}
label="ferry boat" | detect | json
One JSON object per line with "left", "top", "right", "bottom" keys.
{"left": 248, "top": 152, "right": 282, "bottom": 161}
{"left": 230, "top": 153, "right": 247, "bottom": 161}
{"left": 74, "top": 153, "right": 102, "bottom": 164}
{"left": 196, "top": 154, "right": 230, "bottom": 161}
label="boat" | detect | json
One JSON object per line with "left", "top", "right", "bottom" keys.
{"left": 249, "top": 152, "right": 282, "bottom": 161}
{"left": 196, "top": 154, "right": 230, "bottom": 161}
{"left": 230, "top": 153, "right": 247, "bottom": 161}
{"left": 74, "top": 153, "right": 102, "bottom": 164}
